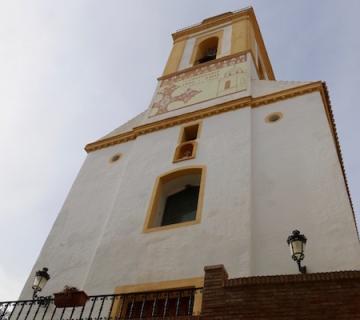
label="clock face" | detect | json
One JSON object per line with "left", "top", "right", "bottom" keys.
{"left": 149, "top": 54, "right": 248, "bottom": 117}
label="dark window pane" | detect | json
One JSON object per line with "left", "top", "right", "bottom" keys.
{"left": 182, "top": 124, "right": 199, "bottom": 142}
{"left": 161, "top": 186, "right": 200, "bottom": 226}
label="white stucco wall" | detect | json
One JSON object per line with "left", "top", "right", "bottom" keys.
{"left": 20, "top": 141, "right": 135, "bottom": 298}
{"left": 251, "top": 92, "right": 360, "bottom": 275}
{"left": 21, "top": 107, "right": 253, "bottom": 298}
{"left": 20, "top": 88, "right": 360, "bottom": 299}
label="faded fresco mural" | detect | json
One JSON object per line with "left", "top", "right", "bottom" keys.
{"left": 149, "top": 54, "right": 248, "bottom": 117}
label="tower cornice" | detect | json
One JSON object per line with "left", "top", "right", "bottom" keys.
{"left": 85, "top": 81, "right": 325, "bottom": 153}
{"left": 158, "top": 50, "right": 251, "bottom": 81}
{"left": 172, "top": 7, "right": 251, "bottom": 41}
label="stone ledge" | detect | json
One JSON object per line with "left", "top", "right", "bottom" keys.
{"left": 226, "top": 270, "right": 360, "bottom": 287}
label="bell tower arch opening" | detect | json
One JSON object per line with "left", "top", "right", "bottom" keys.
{"left": 193, "top": 36, "right": 219, "bottom": 65}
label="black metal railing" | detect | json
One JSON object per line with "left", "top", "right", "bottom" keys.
{"left": 0, "top": 288, "right": 201, "bottom": 320}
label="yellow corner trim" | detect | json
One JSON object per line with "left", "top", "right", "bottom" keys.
{"left": 162, "top": 39, "right": 187, "bottom": 76}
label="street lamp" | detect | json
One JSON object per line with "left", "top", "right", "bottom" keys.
{"left": 32, "top": 267, "right": 50, "bottom": 300}
{"left": 287, "top": 230, "right": 307, "bottom": 274}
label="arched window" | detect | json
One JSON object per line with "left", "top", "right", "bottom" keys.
{"left": 194, "top": 37, "right": 219, "bottom": 65}
{"left": 144, "top": 166, "right": 206, "bottom": 232}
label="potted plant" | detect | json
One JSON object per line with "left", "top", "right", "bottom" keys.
{"left": 54, "top": 286, "right": 88, "bottom": 308}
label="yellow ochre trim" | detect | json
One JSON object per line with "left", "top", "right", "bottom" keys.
{"left": 250, "top": 10, "right": 275, "bottom": 80}
{"left": 163, "top": 39, "right": 187, "bottom": 76}
{"left": 158, "top": 50, "right": 248, "bottom": 81}
{"left": 172, "top": 8, "right": 249, "bottom": 41}
{"left": 160, "top": 49, "right": 263, "bottom": 82}
{"left": 85, "top": 82, "right": 322, "bottom": 153}
{"left": 160, "top": 51, "right": 264, "bottom": 83}
{"left": 113, "top": 277, "right": 204, "bottom": 316}
{"left": 115, "top": 277, "right": 203, "bottom": 294}
{"left": 231, "top": 18, "right": 250, "bottom": 55}
{"left": 143, "top": 165, "right": 206, "bottom": 233}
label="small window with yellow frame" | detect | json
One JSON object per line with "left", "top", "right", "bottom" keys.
{"left": 173, "top": 122, "right": 201, "bottom": 163}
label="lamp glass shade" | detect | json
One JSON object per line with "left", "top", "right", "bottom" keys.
{"left": 290, "top": 239, "right": 305, "bottom": 261}
{"left": 32, "top": 275, "right": 48, "bottom": 291}
{"left": 32, "top": 268, "right": 50, "bottom": 292}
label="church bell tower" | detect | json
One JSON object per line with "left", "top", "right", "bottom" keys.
{"left": 17, "top": 7, "right": 359, "bottom": 318}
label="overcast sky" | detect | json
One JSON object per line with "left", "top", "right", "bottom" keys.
{"left": 0, "top": 0, "right": 359, "bottom": 301}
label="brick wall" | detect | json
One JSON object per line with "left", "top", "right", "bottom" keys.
{"left": 201, "top": 265, "right": 360, "bottom": 320}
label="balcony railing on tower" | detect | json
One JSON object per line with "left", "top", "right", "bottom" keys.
{"left": 0, "top": 288, "right": 201, "bottom": 320}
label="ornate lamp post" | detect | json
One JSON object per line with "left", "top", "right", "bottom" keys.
{"left": 32, "top": 267, "right": 50, "bottom": 300}
{"left": 287, "top": 230, "right": 307, "bottom": 274}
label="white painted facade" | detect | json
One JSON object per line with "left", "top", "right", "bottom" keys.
{"left": 20, "top": 11, "right": 360, "bottom": 300}
{"left": 20, "top": 87, "right": 360, "bottom": 299}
